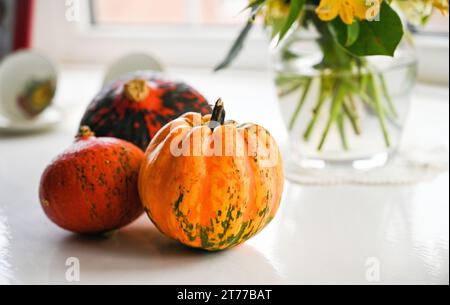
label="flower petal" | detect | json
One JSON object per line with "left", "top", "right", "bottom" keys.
{"left": 340, "top": 0, "right": 356, "bottom": 24}
{"left": 316, "top": 0, "right": 341, "bottom": 21}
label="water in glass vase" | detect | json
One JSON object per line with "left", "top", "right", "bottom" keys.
{"left": 275, "top": 44, "right": 417, "bottom": 171}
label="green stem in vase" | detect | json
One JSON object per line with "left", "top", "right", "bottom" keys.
{"left": 337, "top": 111, "right": 349, "bottom": 150}
{"left": 318, "top": 81, "right": 346, "bottom": 151}
{"left": 378, "top": 73, "right": 398, "bottom": 118}
{"left": 367, "top": 74, "right": 391, "bottom": 147}
{"left": 303, "top": 75, "right": 331, "bottom": 141}
{"left": 348, "top": 92, "right": 357, "bottom": 110}
{"left": 343, "top": 78, "right": 371, "bottom": 107}
{"left": 288, "top": 77, "right": 312, "bottom": 130}
{"left": 278, "top": 79, "right": 306, "bottom": 97}
{"left": 343, "top": 97, "right": 361, "bottom": 135}
{"left": 360, "top": 72, "right": 369, "bottom": 93}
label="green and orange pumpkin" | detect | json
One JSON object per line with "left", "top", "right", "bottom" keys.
{"left": 138, "top": 100, "right": 284, "bottom": 251}
{"left": 80, "top": 72, "right": 211, "bottom": 151}
{"left": 39, "top": 126, "right": 144, "bottom": 234}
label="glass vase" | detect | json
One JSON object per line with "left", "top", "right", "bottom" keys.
{"left": 272, "top": 29, "right": 418, "bottom": 179}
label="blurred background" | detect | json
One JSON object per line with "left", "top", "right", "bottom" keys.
{"left": 1, "top": 0, "right": 447, "bottom": 84}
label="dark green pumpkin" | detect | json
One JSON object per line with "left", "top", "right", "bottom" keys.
{"left": 80, "top": 72, "right": 211, "bottom": 151}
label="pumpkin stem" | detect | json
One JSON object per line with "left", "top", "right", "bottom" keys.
{"left": 124, "top": 79, "right": 150, "bottom": 103}
{"left": 209, "top": 99, "right": 226, "bottom": 131}
{"left": 77, "top": 126, "right": 95, "bottom": 139}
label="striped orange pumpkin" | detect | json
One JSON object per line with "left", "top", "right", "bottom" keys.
{"left": 138, "top": 100, "right": 284, "bottom": 251}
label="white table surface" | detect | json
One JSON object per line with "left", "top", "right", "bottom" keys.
{"left": 0, "top": 66, "right": 448, "bottom": 285}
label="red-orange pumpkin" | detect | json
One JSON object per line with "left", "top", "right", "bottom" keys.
{"left": 139, "top": 100, "right": 284, "bottom": 251}
{"left": 39, "top": 127, "right": 144, "bottom": 234}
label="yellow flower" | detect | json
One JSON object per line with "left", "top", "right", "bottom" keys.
{"left": 431, "top": 0, "right": 449, "bottom": 15}
{"left": 395, "top": 0, "right": 449, "bottom": 24}
{"left": 316, "top": 0, "right": 383, "bottom": 25}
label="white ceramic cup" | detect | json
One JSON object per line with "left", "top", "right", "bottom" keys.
{"left": 0, "top": 50, "right": 57, "bottom": 121}
{"left": 103, "top": 52, "right": 164, "bottom": 86}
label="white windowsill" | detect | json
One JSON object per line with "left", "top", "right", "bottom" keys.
{"left": 0, "top": 65, "right": 448, "bottom": 284}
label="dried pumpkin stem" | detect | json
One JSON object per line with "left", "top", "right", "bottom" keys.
{"left": 124, "top": 79, "right": 150, "bottom": 103}
{"left": 209, "top": 99, "right": 226, "bottom": 131}
{"left": 77, "top": 126, "right": 95, "bottom": 138}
